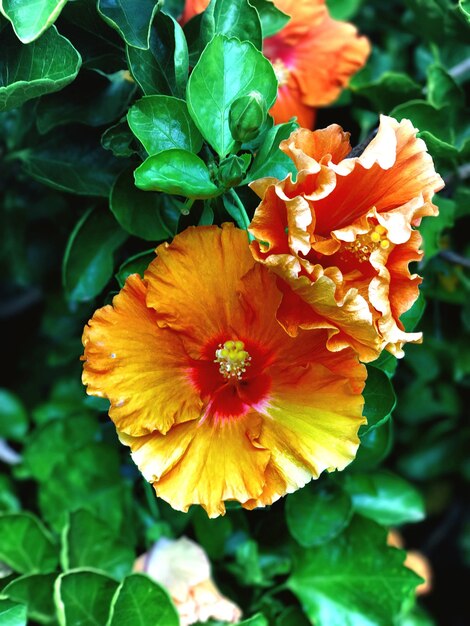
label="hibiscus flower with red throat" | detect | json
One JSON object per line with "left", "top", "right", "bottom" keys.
{"left": 82, "top": 225, "right": 366, "bottom": 517}
{"left": 249, "top": 115, "right": 444, "bottom": 362}
{"left": 180, "top": 0, "right": 370, "bottom": 127}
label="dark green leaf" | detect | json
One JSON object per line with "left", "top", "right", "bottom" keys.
{"left": 361, "top": 365, "right": 396, "bottom": 435}
{"left": 239, "top": 615, "right": 268, "bottom": 626}
{"left": 222, "top": 191, "right": 251, "bottom": 230}
{"left": 135, "top": 148, "right": 221, "bottom": 198}
{"left": 0, "top": 26, "right": 81, "bottom": 112}
{"left": 0, "top": 389, "right": 28, "bottom": 441}
{"left": 201, "top": 0, "right": 262, "bottom": 49}
{"left": 4, "top": 573, "right": 56, "bottom": 624}
{"left": 0, "top": 513, "right": 58, "bottom": 574}
{"left": 249, "top": 0, "right": 289, "bottom": 37}
{"left": 115, "top": 250, "right": 155, "bottom": 287}
{"left": 62, "top": 208, "right": 127, "bottom": 302}
{"left": 110, "top": 168, "right": 180, "bottom": 240}
{"left": 107, "top": 574, "right": 179, "bottom": 626}
{"left": 343, "top": 472, "right": 425, "bottom": 525}
{"left": 427, "top": 64, "right": 465, "bottom": 110}
{"left": 246, "top": 120, "right": 297, "bottom": 182}
{"left": 0, "top": 600, "right": 26, "bottom": 626}
{"left": 421, "top": 198, "right": 456, "bottom": 262}
{"left": 97, "top": 0, "right": 161, "bottom": 49}
{"left": 370, "top": 350, "right": 398, "bottom": 379}
{"left": 326, "top": 0, "right": 363, "bottom": 20}
{"left": 352, "top": 419, "right": 393, "bottom": 470}
{"left": 352, "top": 72, "right": 422, "bottom": 112}
{"left": 128, "top": 95, "right": 203, "bottom": 154}
{"left": 101, "top": 119, "right": 138, "bottom": 157}
{"left": 192, "top": 507, "right": 232, "bottom": 560}
{"left": 0, "top": 476, "right": 20, "bottom": 514}
{"left": 54, "top": 570, "right": 119, "bottom": 626}
{"left": 287, "top": 516, "right": 422, "bottom": 626}
{"left": 63, "top": 510, "right": 134, "bottom": 579}
{"left": 286, "top": 483, "right": 353, "bottom": 547}
{"left": 0, "top": 0, "right": 68, "bottom": 43}
{"left": 401, "top": 292, "right": 426, "bottom": 332}
{"left": 187, "top": 34, "right": 277, "bottom": 157}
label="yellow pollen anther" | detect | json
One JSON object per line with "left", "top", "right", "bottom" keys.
{"left": 375, "top": 224, "right": 387, "bottom": 235}
{"left": 215, "top": 340, "right": 252, "bottom": 380}
{"left": 344, "top": 222, "right": 392, "bottom": 262}
{"left": 370, "top": 231, "right": 381, "bottom": 243}
{"left": 272, "top": 59, "right": 290, "bottom": 87}
{"left": 380, "top": 239, "right": 390, "bottom": 249}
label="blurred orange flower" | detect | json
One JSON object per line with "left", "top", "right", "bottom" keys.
{"left": 181, "top": 0, "right": 370, "bottom": 127}
{"left": 82, "top": 224, "right": 366, "bottom": 517}
{"left": 387, "top": 531, "right": 432, "bottom": 596}
{"left": 249, "top": 115, "right": 444, "bottom": 362}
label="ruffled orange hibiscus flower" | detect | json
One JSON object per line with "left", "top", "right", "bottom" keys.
{"left": 82, "top": 224, "right": 366, "bottom": 517}
{"left": 180, "top": 0, "right": 370, "bottom": 127}
{"left": 249, "top": 115, "right": 444, "bottom": 362}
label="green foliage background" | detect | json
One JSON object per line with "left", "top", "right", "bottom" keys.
{"left": 0, "top": 0, "right": 468, "bottom": 625}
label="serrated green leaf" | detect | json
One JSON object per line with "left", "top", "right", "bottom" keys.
{"left": 344, "top": 472, "right": 425, "bottom": 525}
{"left": 246, "top": 121, "right": 297, "bottom": 182}
{"left": 0, "top": 513, "right": 58, "bottom": 575}
{"left": 286, "top": 483, "right": 353, "bottom": 548}
{"left": 110, "top": 168, "right": 180, "bottom": 240}
{"left": 106, "top": 574, "right": 179, "bottom": 626}
{"left": 135, "top": 148, "right": 221, "bottom": 198}
{"left": 4, "top": 573, "right": 56, "bottom": 624}
{"left": 63, "top": 510, "right": 134, "bottom": 579}
{"left": 0, "top": 599, "right": 27, "bottom": 626}
{"left": 287, "top": 516, "right": 422, "bottom": 626}
{"left": 187, "top": 34, "right": 277, "bottom": 157}
{"left": 97, "top": 0, "right": 161, "bottom": 49}
{"left": 0, "top": 26, "right": 81, "bottom": 112}
{"left": 127, "top": 12, "right": 188, "bottom": 97}
{"left": 115, "top": 249, "right": 155, "bottom": 287}
{"left": 201, "top": 0, "right": 262, "bottom": 50}
{"left": 0, "top": 0, "right": 68, "bottom": 43}
{"left": 128, "top": 95, "right": 203, "bottom": 154}
{"left": 0, "top": 389, "right": 28, "bottom": 441}
{"left": 249, "top": 0, "right": 289, "bottom": 37}
{"left": 63, "top": 208, "right": 127, "bottom": 302}
{"left": 55, "top": 570, "right": 118, "bottom": 626}
{"left": 361, "top": 365, "right": 396, "bottom": 435}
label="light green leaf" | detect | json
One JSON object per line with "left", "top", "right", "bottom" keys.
{"left": 135, "top": 149, "right": 221, "bottom": 198}
{"left": 201, "top": 0, "right": 262, "bottom": 49}
{"left": 287, "top": 516, "right": 422, "bottom": 626}
{"left": 128, "top": 95, "right": 203, "bottom": 155}
{"left": 361, "top": 365, "right": 396, "bottom": 435}
{"left": 110, "top": 168, "right": 180, "bottom": 240}
{"left": 0, "top": 26, "right": 81, "bottom": 112}
{"left": 106, "top": 574, "right": 179, "bottom": 626}
{"left": 187, "top": 34, "right": 277, "bottom": 157}
{"left": 0, "top": 600, "right": 27, "bottom": 626}
{"left": 0, "top": 0, "right": 68, "bottom": 43}
{"left": 54, "top": 569, "right": 118, "bottom": 626}
{"left": 62, "top": 208, "right": 127, "bottom": 302}
{"left": 0, "top": 389, "right": 28, "bottom": 441}
{"left": 0, "top": 513, "right": 58, "bottom": 574}
{"left": 63, "top": 510, "right": 134, "bottom": 580}
{"left": 4, "top": 573, "right": 56, "bottom": 624}
{"left": 245, "top": 120, "right": 297, "bottom": 182}
{"left": 97, "top": 0, "right": 161, "bottom": 49}
{"left": 286, "top": 484, "right": 353, "bottom": 548}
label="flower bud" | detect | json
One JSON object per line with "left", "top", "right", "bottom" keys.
{"left": 229, "top": 91, "right": 267, "bottom": 142}
{"left": 218, "top": 154, "right": 251, "bottom": 187}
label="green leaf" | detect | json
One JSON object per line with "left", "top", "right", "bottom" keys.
{"left": 62, "top": 208, "right": 127, "bottom": 302}
{"left": 97, "top": 0, "right": 161, "bottom": 49}
{"left": 115, "top": 249, "right": 155, "bottom": 288}
{"left": 192, "top": 507, "right": 232, "bottom": 560}
{"left": 246, "top": 120, "right": 297, "bottom": 182}
{"left": 127, "top": 12, "right": 188, "bottom": 97}
{"left": 0, "top": 513, "right": 58, "bottom": 574}
{"left": 0, "top": 475, "right": 20, "bottom": 514}
{"left": 201, "top": 0, "right": 262, "bottom": 50}
{"left": 222, "top": 191, "right": 251, "bottom": 230}
{"left": 187, "top": 34, "right": 277, "bottom": 157}
{"left": 0, "top": 600, "right": 26, "bottom": 626}
{"left": 401, "top": 292, "right": 426, "bottom": 332}
{"left": 404, "top": 0, "right": 470, "bottom": 44}
{"left": 361, "top": 365, "right": 396, "bottom": 435}
{"left": 0, "top": 0, "right": 68, "bottom": 43}
{"left": 287, "top": 516, "right": 422, "bottom": 626}
{"left": 4, "top": 573, "right": 56, "bottom": 624}
{"left": 106, "top": 574, "right": 179, "bottom": 626}
{"left": 427, "top": 64, "right": 465, "bottom": 110}
{"left": 351, "top": 72, "right": 422, "bottom": 113}
{"left": 0, "top": 26, "right": 81, "bottom": 112}
{"left": 239, "top": 615, "right": 269, "bottom": 626}
{"left": 17, "top": 129, "right": 126, "bottom": 197}
{"left": 101, "top": 120, "right": 138, "bottom": 158}
{"left": 0, "top": 389, "right": 28, "bottom": 441}
{"left": 63, "top": 510, "right": 134, "bottom": 580}
{"left": 128, "top": 95, "right": 203, "bottom": 154}
{"left": 352, "top": 419, "right": 393, "bottom": 470}
{"left": 370, "top": 350, "right": 398, "bottom": 379}
{"left": 326, "top": 0, "right": 363, "bottom": 20}
{"left": 54, "top": 569, "right": 119, "bottom": 626}
{"left": 420, "top": 197, "right": 456, "bottom": 261}
{"left": 135, "top": 149, "right": 221, "bottom": 198}
{"left": 249, "top": 0, "right": 289, "bottom": 37}
{"left": 343, "top": 472, "right": 425, "bottom": 525}
{"left": 286, "top": 483, "right": 353, "bottom": 548}
{"left": 110, "top": 168, "right": 180, "bottom": 240}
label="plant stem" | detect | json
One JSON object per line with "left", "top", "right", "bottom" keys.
{"left": 228, "top": 189, "right": 254, "bottom": 241}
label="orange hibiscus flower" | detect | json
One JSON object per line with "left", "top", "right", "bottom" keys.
{"left": 82, "top": 224, "right": 366, "bottom": 517}
{"left": 249, "top": 115, "right": 444, "bottom": 362}
{"left": 180, "top": 0, "right": 370, "bottom": 127}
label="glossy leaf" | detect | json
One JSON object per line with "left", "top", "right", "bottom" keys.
{"left": 245, "top": 120, "right": 297, "bottom": 181}
{"left": 352, "top": 419, "right": 393, "bottom": 470}
{"left": 187, "top": 34, "right": 277, "bottom": 157}
{"left": 128, "top": 95, "right": 203, "bottom": 155}
{"left": 54, "top": 569, "right": 119, "bottom": 626}
{"left": 201, "top": 0, "right": 262, "bottom": 49}
{"left": 287, "top": 516, "right": 422, "bottom": 626}
{"left": 361, "top": 365, "right": 396, "bottom": 435}
{"left": 97, "top": 0, "right": 161, "bottom": 49}
{"left": 0, "top": 26, "right": 81, "bottom": 112}
{"left": 0, "top": 600, "right": 26, "bottom": 626}
{"left": 62, "top": 208, "right": 127, "bottom": 302}
{"left": 0, "top": 0, "right": 68, "bottom": 43}
{"left": 249, "top": 0, "right": 289, "bottom": 37}
{"left": 110, "top": 168, "right": 180, "bottom": 240}
{"left": 0, "top": 389, "right": 28, "bottom": 441}
{"left": 4, "top": 573, "right": 56, "bottom": 624}
{"left": 106, "top": 574, "right": 179, "bottom": 626}
{"left": 115, "top": 249, "right": 154, "bottom": 287}
{"left": 135, "top": 149, "right": 221, "bottom": 198}
{"left": 0, "top": 513, "right": 58, "bottom": 574}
